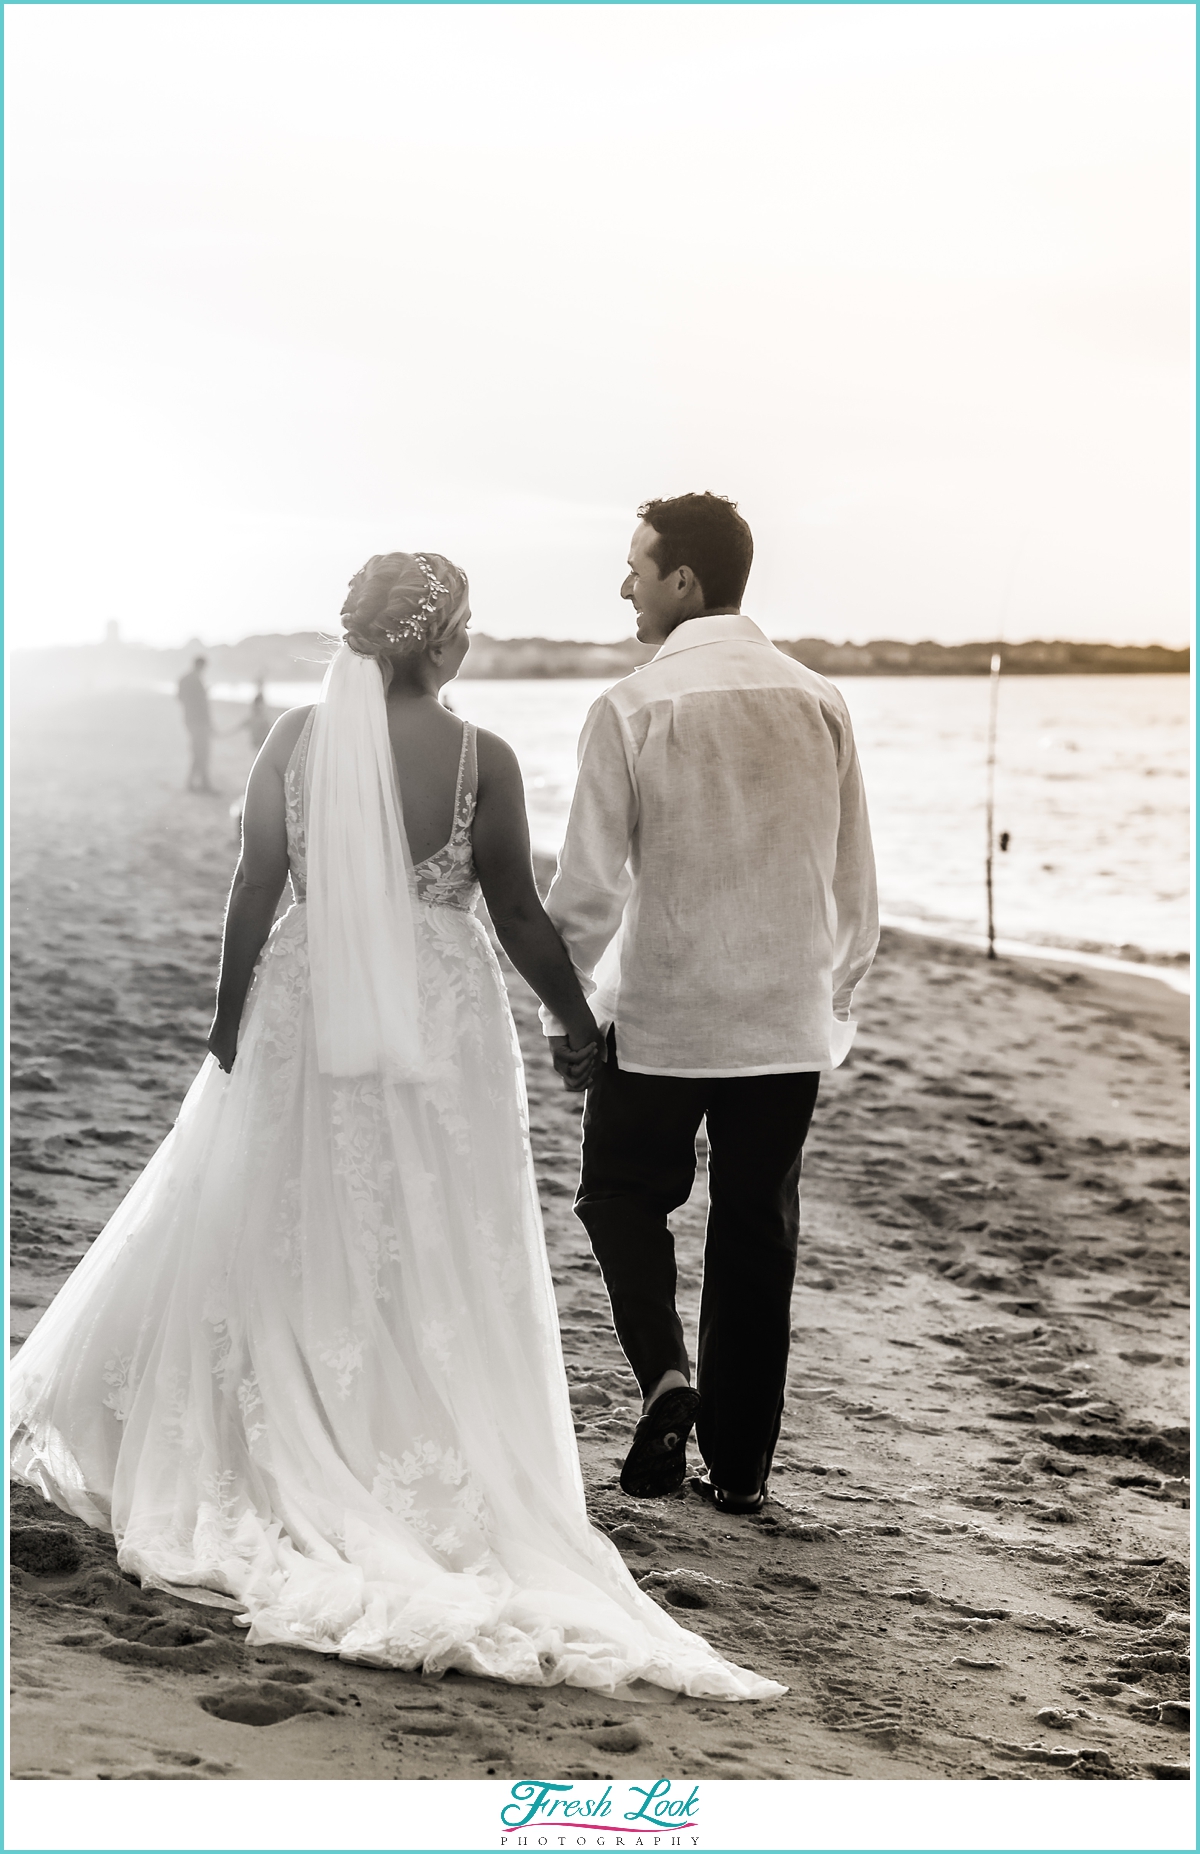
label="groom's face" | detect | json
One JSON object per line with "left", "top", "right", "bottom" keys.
{"left": 622, "top": 522, "right": 683, "bottom": 646}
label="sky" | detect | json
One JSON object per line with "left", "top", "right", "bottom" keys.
{"left": 6, "top": 3, "right": 1194, "bottom": 651}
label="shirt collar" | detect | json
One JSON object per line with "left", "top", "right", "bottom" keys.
{"left": 647, "top": 612, "right": 774, "bottom": 663}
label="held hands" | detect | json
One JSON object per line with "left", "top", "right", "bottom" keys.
{"left": 549, "top": 1027, "right": 604, "bottom": 1094}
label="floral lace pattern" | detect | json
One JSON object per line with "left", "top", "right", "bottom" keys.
{"left": 317, "top": 1329, "right": 366, "bottom": 1398}
{"left": 284, "top": 711, "right": 481, "bottom": 915}
{"left": 102, "top": 1354, "right": 135, "bottom": 1423}
{"left": 372, "top": 1438, "right": 492, "bottom": 1560}
{"left": 410, "top": 723, "right": 480, "bottom": 912}
{"left": 283, "top": 707, "right": 317, "bottom": 901}
{"left": 236, "top": 1374, "right": 269, "bottom": 1452}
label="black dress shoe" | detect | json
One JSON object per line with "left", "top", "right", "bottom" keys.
{"left": 619, "top": 1387, "right": 702, "bottom": 1498}
{"left": 688, "top": 1474, "right": 766, "bottom": 1515}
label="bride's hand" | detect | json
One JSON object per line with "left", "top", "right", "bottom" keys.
{"left": 207, "top": 1016, "right": 239, "bottom": 1074}
{"left": 550, "top": 1028, "right": 603, "bottom": 1093}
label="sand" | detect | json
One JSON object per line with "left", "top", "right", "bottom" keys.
{"left": 8, "top": 687, "right": 1191, "bottom": 1784}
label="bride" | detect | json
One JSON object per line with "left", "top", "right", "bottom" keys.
{"left": 10, "top": 551, "right": 782, "bottom": 1700}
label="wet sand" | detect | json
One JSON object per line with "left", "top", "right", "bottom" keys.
{"left": 9, "top": 688, "right": 1191, "bottom": 1782}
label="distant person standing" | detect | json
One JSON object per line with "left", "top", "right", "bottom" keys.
{"left": 227, "top": 681, "right": 272, "bottom": 754}
{"left": 246, "top": 685, "right": 271, "bottom": 752}
{"left": 225, "top": 683, "right": 274, "bottom": 842}
{"left": 177, "top": 655, "right": 215, "bottom": 793}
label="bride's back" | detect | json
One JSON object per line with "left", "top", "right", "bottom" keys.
{"left": 386, "top": 695, "right": 469, "bottom": 864}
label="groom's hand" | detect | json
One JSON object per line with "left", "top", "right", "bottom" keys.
{"left": 550, "top": 1035, "right": 600, "bottom": 1093}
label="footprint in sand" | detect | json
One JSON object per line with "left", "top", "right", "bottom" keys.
{"left": 102, "top": 1750, "right": 240, "bottom": 1779}
{"left": 757, "top": 1567, "right": 821, "bottom": 1593}
{"left": 387, "top": 1701, "right": 512, "bottom": 1767}
{"left": 1034, "top": 1706, "right": 1100, "bottom": 1729}
{"left": 638, "top": 1568, "right": 726, "bottom": 1612}
{"left": 11, "top": 1666, "right": 62, "bottom": 1693}
{"left": 584, "top": 1722, "right": 648, "bottom": 1755}
{"left": 661, "top": 1583, "right": 709, "bottom": 1610}
{"left": 20, "top": 1558, "right": 249, "bottom": 1673}
{"left": 389, "top": 1694, "right": 458, "bottom": 1738}
{"left": 940, "top": 1598, "right": 1010, "bottom": 1620}
{"left": 91, "top": 1613, "right": 243, "bottom": 1672}
{"left": 110, "top": 1767, "right": 206, "bottom": 1780}
{"left": 607, "top": 1523, "right": 659, "bottom": 1558}
{"left": 993, "top": 1742, "right": 1113, "bottom": 1771}
{"left": 1012, "top": 1612, "right": 1078, "bottom": 1636}
{"left": 10, "top": 1524, "right": 84, "bottom": 1575}
{"left": 1125, "top": 1700, "right": 1190, "bottom": 1730}
{"left": 392, "top": 1716, "right": 458, "bottom": 1738}
{"left": 199, "top": 1681, "right": 342, "bottom": 1726}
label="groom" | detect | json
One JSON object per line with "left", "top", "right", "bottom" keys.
{"left": 544, "top": 492, "right": 878, "bottom": 1512}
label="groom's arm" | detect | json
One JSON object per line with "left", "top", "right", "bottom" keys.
{"left": 540, "top": 693, "right": 638, "bottom": 1041}
{"left": 826, "top": 696, "right": 880, "bottom": 1026}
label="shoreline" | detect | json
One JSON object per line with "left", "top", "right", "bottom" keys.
{"left": 878, "top": 914, "right": 1191, "bottom": 996}
{"left": 11, "top": 683, "right": 1187, "bottom": 984}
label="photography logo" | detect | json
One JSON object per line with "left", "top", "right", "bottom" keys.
{"left": 499, "top": 1780, "right": 701, "bottom": 1848}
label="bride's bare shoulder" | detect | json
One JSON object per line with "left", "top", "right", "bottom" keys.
{"left": 276, "top": 702, "right": 317, "bottom": 736}
{"left": 260, "top": 705, "right": 316, "bottom": 772}
{"left": 474, "top": 726, "right": 521, "bottom": 787}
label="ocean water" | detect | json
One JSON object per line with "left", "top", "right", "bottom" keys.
{"left": 449, "top": 674, "right": 1191, "bottom": 970}
{"left": 215, "top": 673, "right": 1190, "bottom": 971}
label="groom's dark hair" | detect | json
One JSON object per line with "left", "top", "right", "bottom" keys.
{"left": 637, "top": 492, "right": 753, "bottom": 610}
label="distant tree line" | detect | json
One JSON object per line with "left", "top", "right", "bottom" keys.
{"left": 12, "top": 629, "right": 1188, "bottom": 702}
{"left": 773, "top": 638, "right": 1189, "bottom": 676}
{"left": 462, "top": 635, "right": 1190, "bottom": 678}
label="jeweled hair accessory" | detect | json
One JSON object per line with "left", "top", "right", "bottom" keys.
{"left": 383, "top": 555, "right": 451, "bottom": 645}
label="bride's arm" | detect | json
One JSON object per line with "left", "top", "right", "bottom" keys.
{"left": 473, "top": 730, "right": 602, "bottom": 1088}
{"left": 207, "top": 709, "right": 310, "bottom": 1072}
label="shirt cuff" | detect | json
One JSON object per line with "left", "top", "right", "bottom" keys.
{"left": 828, "top": 1010, "right": 857, "bottom": 1068}
{"left": 540, "top": 1007, "right": 568, "bottom": 1039}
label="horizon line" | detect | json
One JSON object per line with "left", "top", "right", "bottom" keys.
{"left": 11, "top": 632, "right": 1192, "bottom": 658}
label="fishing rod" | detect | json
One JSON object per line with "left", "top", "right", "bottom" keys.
{"left": 985, "top": 545, "right": 1020, "bottom": 961}
{"left": 985, "top": 649, "right": 1002, "bottom": 961}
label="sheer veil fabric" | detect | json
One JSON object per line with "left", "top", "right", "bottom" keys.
{"left": 306, "top": 646, "right": 425, "bottom": 1080}
{"left": 8, "top": 649, "right": 784, "bottom": 1700}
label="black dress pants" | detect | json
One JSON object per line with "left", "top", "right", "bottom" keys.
{"left": 575, "top": 1035, "right": 820, "bottom": 1498}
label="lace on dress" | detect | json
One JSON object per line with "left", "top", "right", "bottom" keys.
{"left": 285, "top": 711, "right": 480, "bottom": 914}
{"left": 410, "top": 723, "right": 480, "bottom": 912}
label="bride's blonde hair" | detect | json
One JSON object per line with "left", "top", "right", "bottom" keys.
{"left": 342, "top": 552, "right": 469, "bottom": 661}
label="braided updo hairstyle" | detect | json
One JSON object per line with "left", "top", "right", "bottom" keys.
{"left": 341, "top": 552, "right": 470, "bottom": 663}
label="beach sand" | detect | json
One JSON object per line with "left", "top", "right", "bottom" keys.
{"left": 9, "top": 688, "right": 1191, "bottom": 1782}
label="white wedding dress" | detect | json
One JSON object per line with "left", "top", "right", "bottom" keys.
{"left": 10, "top": 709, "right": 781, "bottom": 1699}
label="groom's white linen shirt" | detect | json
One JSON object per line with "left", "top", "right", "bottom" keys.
{"left": 540, "top": 613, "right": 879, "bottom": 1077}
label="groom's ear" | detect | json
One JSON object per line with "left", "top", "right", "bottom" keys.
{"left": 673, "top": 563, "right": 704, "bottom": 606}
